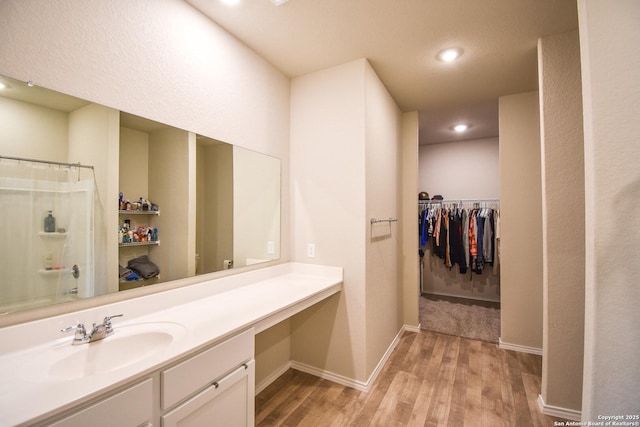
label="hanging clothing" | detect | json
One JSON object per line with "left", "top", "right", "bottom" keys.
{"left": 462, "top": 209, "right": 470, "bottom": 269}
{"left": 449, "top": 210, "right": 467, "bottom": 273}
{"left": 483, "top": 212, "right": 494, "bottom": 263}
{"left": 492, "top": 209, "right": 501, "bottom": 275}
{"left": 444, "top": 212, "right": 452, "bottom": 268}
{"left": 419, "top": 201, "right": 499, "bottom": 277}
{"left": 420, "top": 208, "right": 429, "bottom": 246}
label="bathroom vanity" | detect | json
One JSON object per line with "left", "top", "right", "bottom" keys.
{"left": 0, "top": 263, "right": 342, "bottom": 426}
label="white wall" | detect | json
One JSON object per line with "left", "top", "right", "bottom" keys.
{"left": 148, "top": 128, "right": 194, "bottom": 282}
{"left": 289, "top": 58, "right": 403, "bottom": 385}
{"left": 119, "top": 127, "right": 150, "bottom": 203}
{"left": 499, "top": 91, "right": 543, "bottom": 351}
{"left": 364, "top": 61, "right": 402, "bottom": 375}
{"left": 538, "top": 30, "right": 584, "bottom": 414}
{"left": 578, "top": 0, "right": 640, "bottom": 419}
{"left": 196, "top": 141, "right": 233, "bottom": 274}
{"left": 401, "top": 112, "right": 420, "bottom": 328}
{"left": 290, "top": 59, "right": 368, "bottom": 382}
{"left": 418, "top": 137, "right": 500, "bottom": 200}
{"left": 233, "top": 147, "right": 281, "bottom": 267}
{"left": 68, "top": 103, "right": 120, "bottom": 296}
{"left": 0, "top": 97, "right": 68, "bottom": 163}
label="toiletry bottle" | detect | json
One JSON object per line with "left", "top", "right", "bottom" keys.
{"left": 44, "top": 253, "right": 53, "bottom": 270}
{"left": 44, "top": 211, "right": 56, "bottom": 232}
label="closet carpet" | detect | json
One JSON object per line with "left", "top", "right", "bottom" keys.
{"left": 419, "top": 294, "right": 500, "bottom": 343}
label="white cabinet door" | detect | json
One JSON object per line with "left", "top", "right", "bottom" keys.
{"left": 161, "top": 328, "right": 254, "bottom": 410}
{"left": 47, "top": 378, "right": 153, "bottom": 427}
{"left": 162, "top": 360, "right": 255, "bottom": 427}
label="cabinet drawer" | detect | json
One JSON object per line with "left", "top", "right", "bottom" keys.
{"left": 161, "top": 328, "right": 254, "bottom": 410}
{"left": 47, "top": 378, "right": 153, "bottom": 427}
{"left": 161, "top": 360, "right": 255, "bottom": 427}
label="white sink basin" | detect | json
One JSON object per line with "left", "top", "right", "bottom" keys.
{"left": 23, "top": 321, "right": 186, "bottom": 382}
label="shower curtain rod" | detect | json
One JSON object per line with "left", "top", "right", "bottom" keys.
{"left": 0, "top": 155, "right": 94, "bottom": 170}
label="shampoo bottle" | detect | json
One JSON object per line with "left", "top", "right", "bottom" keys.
{"left": 44, "top": 211, "right": 56, "bottom": 233}
{"left": 44, "top": 253, "right": 53, "bottom": 270}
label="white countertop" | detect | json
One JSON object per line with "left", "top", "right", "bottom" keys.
{"left": 0, "top": 262, "right": 342, "bottom": 426}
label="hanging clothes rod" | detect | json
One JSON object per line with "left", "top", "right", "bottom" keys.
{"left": 419, "top": 198, "right": 499, "bottom": 204}
{"left": 370, "top": 217, "right": 398, "bottom": 224}
{"left": 0, "top": 155, "right": 94, "bottom": 170}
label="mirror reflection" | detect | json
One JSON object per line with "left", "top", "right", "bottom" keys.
{"left": 0, "top": 75, "right": 280, "bottom": 315}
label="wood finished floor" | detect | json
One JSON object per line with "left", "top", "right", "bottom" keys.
{"left": 256, "top": 330, "right": 567, "bottom": 427}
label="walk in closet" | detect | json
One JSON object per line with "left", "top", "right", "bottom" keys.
{"left": 418, "top": 136, "right": 501, "bottom": 342}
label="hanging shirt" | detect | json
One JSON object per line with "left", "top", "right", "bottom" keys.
{"left": 444, "top": 211, "right": 452, "bottom": 268}
{"left": 493, "top": 209, "right": 501, "bottom": 275}
{"left": 475, "top": 212, "right": 485, "bottom": 273}
{"left": 483, "top": 211, "right": 493, "bottom": 263}
{"left": 420, "top": 208, "right": 429, "bottom": 246}
{"left": 462, "top": 208, "right": 470, "bottom": 269}
{"left": 449, "top": 210, "right": 467, "bottom": 274}
{"left": 469, "top": 210, "right": 477, "bottom": 257}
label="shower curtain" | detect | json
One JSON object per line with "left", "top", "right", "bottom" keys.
{"left": 0, "top": 159, "right": 95, "bottom": 313}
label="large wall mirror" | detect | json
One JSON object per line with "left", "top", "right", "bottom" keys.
{"left": 0, "top": 74, "right": 281, "bottom": 316}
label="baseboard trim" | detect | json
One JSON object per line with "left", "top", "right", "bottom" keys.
{"left": 537, "top": 394, "right": 581, "bottom": 421}
{"left": 363, "top": 325, "right": 406, "bottom": 389}
{"left": 290, "top": 325, "right": 413, "bottom": 392}
{"left": 498, "top": 337, "right": 543, "bottom": 355}
{"left": 404, "top": 323, "right": 421, "bottom": 333}
{"left": 291, "top": 360, "right": 369, "bottom": 392}
{"left": 422, "top": 291, "right": 500, "bottom": 304}
{"left": 255, "top": 361, "right": 292, "bottom": 395}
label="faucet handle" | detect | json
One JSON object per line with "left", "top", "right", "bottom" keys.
{"left": 60, "top": 322, "right": 84, "bottom": 333}
{"left": 61, "top": 322, "right": 87, "bottom": 343}
{"left": 103, "top": 314, "right": 124, "bottom": 334}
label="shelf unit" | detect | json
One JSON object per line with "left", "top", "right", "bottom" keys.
{"left": 118, "top": 210, "right": 159, "bottom": 215}
{"left": 119, "top": 241, "right": 160, "bottom": 247}
{"left": 38, "top": 268, "right": 68, "bottom": 275}
{"left": 118, "top": 208, "right": 160, "bottom": 290}
{"left": 38, "top": 231, "right": 68, "bottom": 238}
{"left": 118, "top": 209, "right": 160, "bottom": 246}
{"left": 39, "top": 231, "right": 67, "bottom": 276}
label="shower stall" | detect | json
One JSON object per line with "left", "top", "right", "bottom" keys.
{"left": 0, "top": 157, "right": 95, "bottom": 313}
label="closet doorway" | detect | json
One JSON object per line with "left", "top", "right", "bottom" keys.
{"left": 417, "top": 106, "right": 501, "bottom": 343}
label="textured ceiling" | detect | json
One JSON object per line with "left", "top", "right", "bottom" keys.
{"left": 185, "top": 0, "right": 578, "bottom": 144}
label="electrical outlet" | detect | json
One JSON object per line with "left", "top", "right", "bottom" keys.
{"left": 307, "top": 243, "right": 316, "bottom": 258}
{"left": 267, "top": 241, "right": 275, "bottom": 255}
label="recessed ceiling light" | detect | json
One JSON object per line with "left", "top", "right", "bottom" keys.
{"left": 271, "top": 0, "right": 289, "bottom": 5}
{"left": 221, "top": 0, "right": 240, "bottom": 5}
{"left": 452, "top": 124, "right": 469, "bottom": 132}
{"left": 438, "top": 48, "right": 463, "bottom": 62}
{"left": 0, "top": 82, "right": 7, "bottom": 90}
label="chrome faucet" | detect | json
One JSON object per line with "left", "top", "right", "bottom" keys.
{"left": 61, "top": 314, "right": 124, "bottom": 345}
